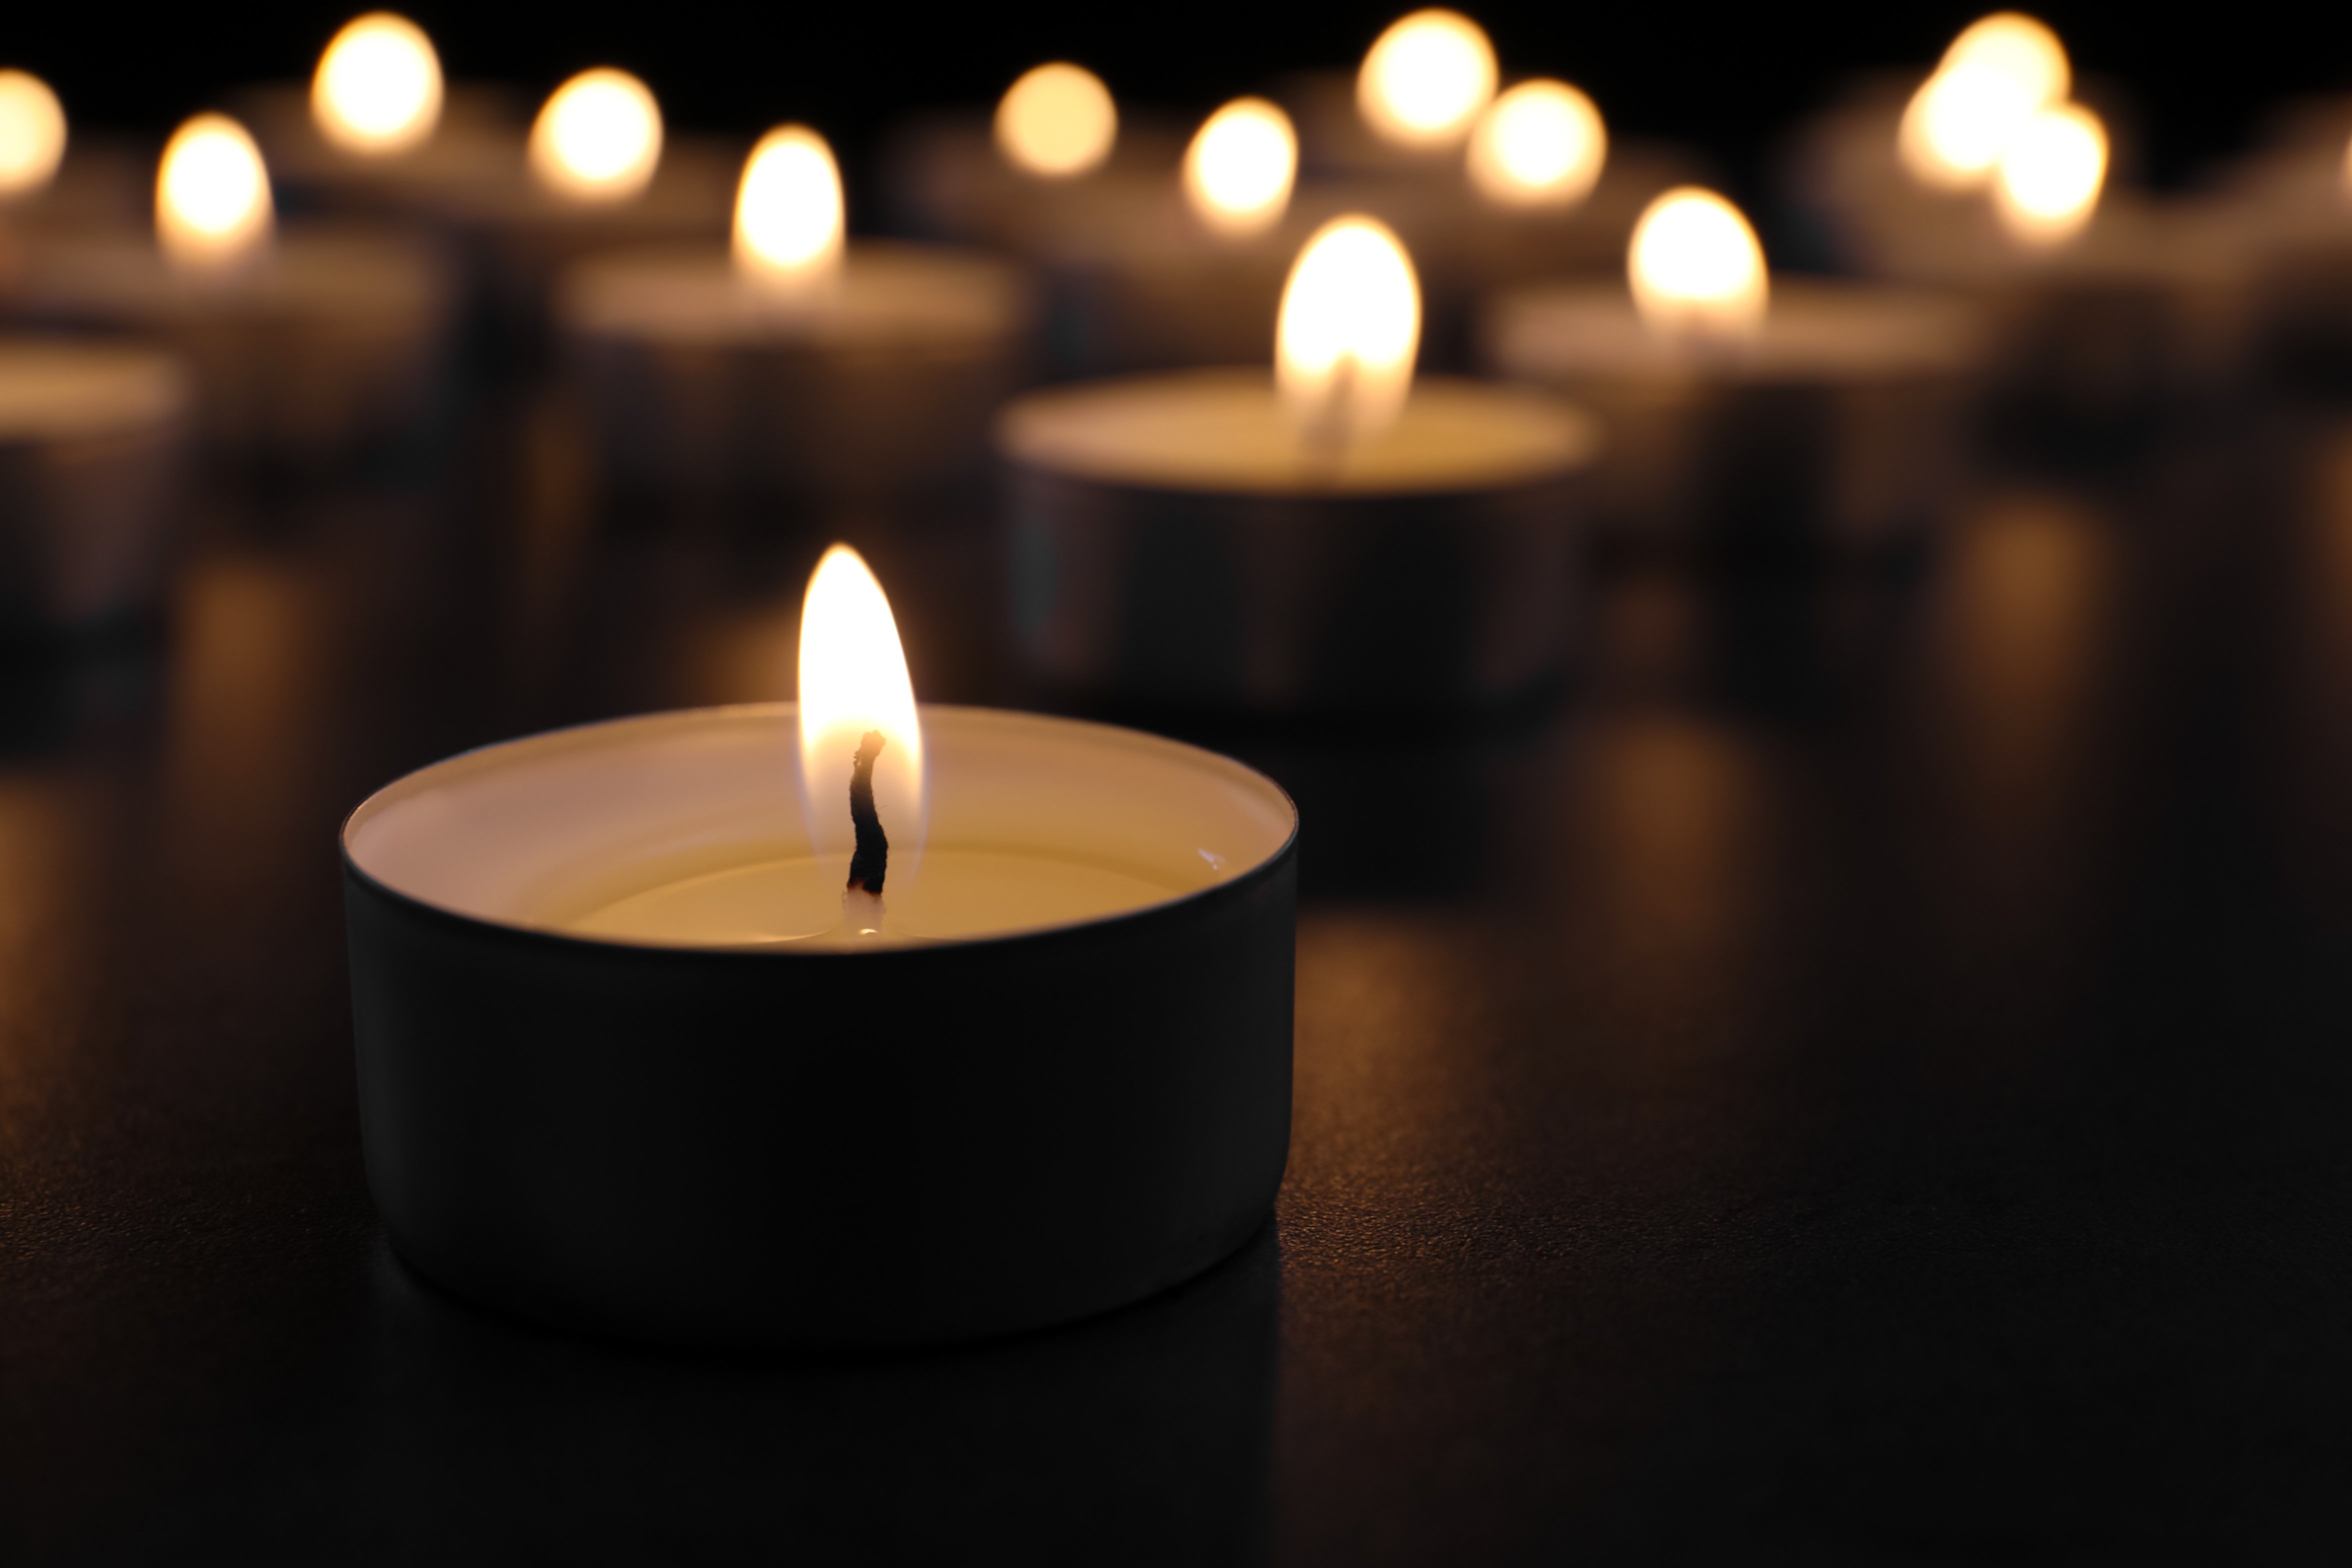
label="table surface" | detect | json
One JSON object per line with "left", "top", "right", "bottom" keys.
{"left": 6, "top": 390, "right": 2350, "bottom": 1563}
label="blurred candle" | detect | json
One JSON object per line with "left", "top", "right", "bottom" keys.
{"left": 1467, "top": 80, "right": 1606, "bottom": 210}
{"left": 1483, "top": 186, "right": 1984, "bottom": 552}
{"left": 1627, "top": 187, "right": 1767, "bottom": 350}
{"left": 998, "top": 212, "right": 1596, "bottom": 712}
{"left": 734, "top": 124, "right": 844, "bottom": 296}
{"left": 1898, "top": 12, "right": 2070, "bottom": 191}
{"left": 532, "top": 68, "right": 662, "bottom": 203}
{"left": 156, "top": 114, "right": 274, "bottom": 272}
{"left": 10, "top": 109, "right": 454, "bottom": 461}
{"left": 1184, "top": 98, "right": 1296, "bottom": 238}
{"left": 559, "top": 122, "right": 1033, "bottom": 508}
{"left": 1992, "top": 100, "right": 2106, "bottom": 247}
{"left": 995, "top": 63, "right": 1116, "bottom": 179}
{"left": 0, "top": 70, "right": 66, "bottom": 202}
{"left": 1357, "top": 10, "right": 1496, "bottom": 150}
{"left": 312, "top": 12, "right": 443, "bottom": 156}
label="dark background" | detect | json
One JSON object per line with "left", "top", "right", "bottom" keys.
{"left": 10, "top": 3, "right": 2344, "bottom": 197}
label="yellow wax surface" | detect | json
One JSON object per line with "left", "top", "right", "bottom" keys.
{"left": 566, "top": 846, "right": 1190, "bottom": 947}
{"left": 996, "top": 368, "right": 1597, "bottom": 497}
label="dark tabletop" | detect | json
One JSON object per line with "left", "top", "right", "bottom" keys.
{"left": 4, "top": 387, "right": 2348, "bottom": 1563}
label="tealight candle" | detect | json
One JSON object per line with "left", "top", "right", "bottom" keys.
{"left": 412, "top": 67, "right": 736, "bottom": 359}
{"left": 236, "top": 12, "right": 524, "bottom": 221}
{"left": 882, "top": 62, "right": 1184, "bottom": 269}
{"left": 0, "top": 70, "right": 148, "bottom": 250}
{"left": 6, "top": 112, "right": 456, "bottom": 464}
{"left": 0, "top": 338, "right": 189, "bottom": 632}
{"left": 1282, "top": 8, "right": 1498, "bottom": 178}
{"left": 558, "top": 123, "right": 1034, "bottom": 509}
{"left": 1046, "top": 96, "right": 1311, "bottom": 374}
{"left": 1000, "top": 216, "right": 1596, "bottom": 713}
{"left": 1481, "top": 186, "right": 1987, "bottom": 554}
{"left": 342, "top": 545, "right": 1296, "bottom": 1346}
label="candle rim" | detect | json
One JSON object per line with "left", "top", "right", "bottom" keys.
{"left": 342, "top": 701, "right": 1298, "bottom": 958}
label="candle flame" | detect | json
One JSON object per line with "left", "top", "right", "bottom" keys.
{"left": 1276, "top": 215, "right": 1420, "bottom": 450}
{"left": 0, "top": 70, "right": 66, "bottom": 200}
{"left": 530, "top": 68, "right": 662, "bottom": 203}
{"left": 1994, "top": 101, "right": 2106, "bottom": 246}
{"left": 734, "top": 124, "right": 844, "bottom": 292}
{"left": 1466, "top": 79, "right": 1606, "bottom": 208}
{"left": 312, "top": 12, "right": 442, "bottom": 155}
{"left": 798, "top": 545, "right": 925, "bottom": 910}
{"left": 1628, "top": 186, "right": 1767, "bottom": 346}
{"left": 1898, "top": 12, "right": 2070, "bottom": 190}
{"left": 1184, "top": 97, "right": 1296, "bottom": 236}
{"left": 994, "top": 63, "right": 1116, "bottom": 178}
{"left": 1358, "top": 10, "right": 1497, "bottom": 150}
{"left": 156, "top": 114, "right": 274, "bottom": 272}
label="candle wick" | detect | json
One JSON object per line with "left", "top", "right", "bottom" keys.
{"left": 1298, "top": 356, "right": 1358, "bottom": 470}
{"left": 846, "top": 730, "right": 888, "bottom": 895}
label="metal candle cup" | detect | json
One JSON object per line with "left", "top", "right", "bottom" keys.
{"left": 998, "top": 369, "right": 1596, "bottom": 714}
{"left": 342, "top": 702, "right": 1298, "bottom": 1348}
{"left": 557, "top": 240, "right": 1036, "bottom": 508}
{"left": 0, "top": 340, "right": 190, "bottom": 632}
{"left": 8, "top": 226, "right": 456, "bottom": 464}
{"left": 1482, "top": 278, "right": 1986, "bottom": 554}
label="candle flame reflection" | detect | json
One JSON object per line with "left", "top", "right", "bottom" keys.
{"left": 0, "top": 70, "right": 66, "bottom": 200}
{"left": 1276, "top": 215, "right": 1420, "bottom": 450}
{"left": 995, "top": 63, "right": 1116, "bottom": 178}
{"left": 1466, "top": 79, "right": 1606, "bottom": 209}
{"left": 798, "top": 546, "right": 926, "bottom": 908}
{"left": 156, "top": 114, "right": 274, "bottom": 272}
{"left": 734, "top": 124, "right": 844, "bottom": 293}
{"left": 1994, "top": 101, "right": 2105, "bottom": 246}
{"left": 1628, "top": 186, "right": 1766, "bottom": 347}
{"left": 312, "top": 12, "right": 442, "bottom": 155}
{"left": 530, "top": 68, "right": 662, "bottom": 202}
{"left": 1184, "top": 98, "right": 1296, "bottom": 236}
{"left": 1358, "top": 9, "right": 1496, "bottom": 150}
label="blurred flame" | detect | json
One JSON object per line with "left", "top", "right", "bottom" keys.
{"left": 0, "top": 70, "right": 66, "bottom": 200}
{"left": 1994, "top": 102, "right": 2105, "bottom": 246}
{"left": 1898, "top": 12, "right": 2070, "bottom": 190}
{"left": 994, "top": 63, "right": 1116, "bottom": 178}
{"left": 1628, "top": 187, "right": 1767, "bottom": 344}
{"left": 798, "top": 545, "right": 926, "bottom": 921}
{"left": 1945, "top": 12, "right": 2070, "bottom": 104}
{"left": 156, "top": 114, "right": 274, "bottom": 271}
{"left": 1358, "top": 9, "right": 1496, "bottom": 150}
{"left": 530, "top": 68, "right": 662, "bottom": 202}
{"left": 734, "top": 124, "right": 843, "bottom": 292}
{"left": 312, "top": 13, "right": 442, "bottom": 155}
{"left": 1467, "top": 78, "right": 1606, "bottom": 208}
{"left": 1277, "top": 214, "right": 1420, "bottom": 448}
{"left": 1184, "top": 97, "right": 1296, "bottom": 236}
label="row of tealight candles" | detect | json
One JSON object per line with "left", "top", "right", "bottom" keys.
{"left": 0, "top": 10, "right": 2348, "bottom": 706}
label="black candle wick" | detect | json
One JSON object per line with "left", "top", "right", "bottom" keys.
{"left": 846, "top": 730, "right": 888, "bottom": 895}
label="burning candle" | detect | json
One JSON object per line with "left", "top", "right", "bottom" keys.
{"left": 0, "top": 338, "right": 189, "bottom": 632}
{"left": 0, "top": 70, "right": 66, "bottom": 204}
{"left": 342, "top": 544, "right": 1297, "bottom": 1345}
{"left": 6, "top": 110, "right": 455, "bottom": 464}
{"left": 1356, "top": 8, "right": 1498, "bottom": 154}
{"left": 882, "top": 62, "right": 1186, "bottom": 276}
{"left": 558, "top": 122, "right": 1034, "bottom": 510}
{"left": 1000, "top": 215, "right": 1596, "bottom": 712}
{"left": 1481, "top": 186, "right": 1986, "bottom": 554}
{"left": 230, "top": 13, "right": 530, "bottom": 226}
{"left": 1043, "top": 96, "right": 1316, "bottom": 375}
